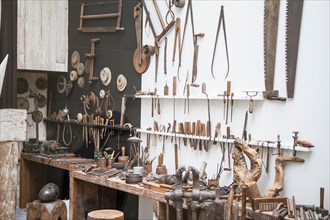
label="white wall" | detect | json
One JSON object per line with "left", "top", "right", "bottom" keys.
{"left": 139, "top": 0, "right": 329, "bottom": 209}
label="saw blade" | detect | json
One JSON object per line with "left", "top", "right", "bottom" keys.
{"left": 285, "top": 0, "right": 304, "bottom": 98}
{"left": 264, "top": 0, "right": 280, "bottom": 91}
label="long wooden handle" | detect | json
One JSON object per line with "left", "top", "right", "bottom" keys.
{"left": 158, "top": 153, "right": 163, "bottom": 166}
{"left": 121, "top": 146, "right": 125, "bottom": 157}
{"left": 173, "top": 76, "right": 177, "bottom": 96}
{"left": 320, "top": 187, "right": 324, "bottom": 209}
{"left": 174, "top": 144, "right": 178, "bottom": 170}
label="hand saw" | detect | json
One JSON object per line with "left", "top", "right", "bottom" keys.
{"left": 263, "top": 0, "right": 288, "bottom": 101}
{"left": 286, "top": 0, "right": 304, "bottom": 98}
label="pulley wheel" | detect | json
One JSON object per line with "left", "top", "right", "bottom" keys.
{"left": 17, "top": 77, "right": 29, "bottom": 94}
{"left": 133, "top": 48, "right": 150, "bottom": 74}
{"left": 57, "top": 75, "right": 66, "bottom": 94}
{"left": 17, "top": 97, "right": 29, "bottom": 111}
{"left": 37, "top": 94, "right": 47, "bottom": 108}
{"left": 71, "top": 51, "right": 80, "bottom": 69}
{"left": 32, "top": 110, "right": 43, "bottom": 123}
{"left": 77, "top": 63, "right": 85, "bottom": 75}
{"left": 35, "top": 78, "right": 47, "bottom": 90}
{"left": 77, "top": 77, "right": 85, "bottom": 88}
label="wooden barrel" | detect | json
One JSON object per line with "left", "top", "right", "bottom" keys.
{"left": 87, "top": 209, "right": 124, "bottom": 220}
{"left": 0, "top": 141, "right": 19, "bottom": 220}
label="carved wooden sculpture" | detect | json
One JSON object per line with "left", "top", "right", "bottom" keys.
{"left": 226, "top": 138, "right": 262, "bottom": 220}
{"left": 232, "top": 138, "right": 262, "bottom": 200}
{"left": 264, "top": 156, "right": 304, "bottom": 198}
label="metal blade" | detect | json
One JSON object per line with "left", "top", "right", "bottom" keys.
{"left": 264, "top": 0, "right": 280, "bottom": 91}
{"left": 285, "top": 0, "right": 304, "bottom": 98}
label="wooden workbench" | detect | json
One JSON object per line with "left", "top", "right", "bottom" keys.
{"left": 20, "top": 153, "right": 167, "bottom": 219}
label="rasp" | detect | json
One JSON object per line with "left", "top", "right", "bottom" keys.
{"left": 286, "top": 0, "right": 304, "bottom": 98}
{"left": 264, "top": 0, "right": 280, "bottom": 92}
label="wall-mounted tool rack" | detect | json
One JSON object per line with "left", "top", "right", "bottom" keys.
{"left": 43, "top": 118, "right": 131, "bottom": 132}
{"left": 136, "top": 128, "right": 312, "bottom": 153}
{"left": 77, "top": 0, "right": 124, "bottom": 32}
{"left": 134, "top": 94, "right": 264, "bottom": 101}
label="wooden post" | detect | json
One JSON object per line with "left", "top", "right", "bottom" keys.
{"left": 0, "top": 141, "right": 19, "bottom": 219}
{"left": 0, "top": 109, "right": 27, "bottom": 219}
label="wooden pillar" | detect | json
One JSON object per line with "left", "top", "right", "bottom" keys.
{"left": 0, "top": 141, "right": 19, "bottom": 219}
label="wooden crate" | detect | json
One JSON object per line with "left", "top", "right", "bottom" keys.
{"left": 0, "top": 109, "right": 27, "bottom": 142}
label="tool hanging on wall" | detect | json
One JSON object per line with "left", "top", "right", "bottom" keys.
{"left": 77, "top": 0, "right": 124, "bottom": 32}
{"left": 140, "top": 0, "right": 175, "bottom": 82}
{"left": 179, "top": 0, "right": 204, "bottom": 83}
{"left": 242, "top": 111, "right": 248, "bottom": 141}
{"left": 164, "top": 37, "right": 168, "bottom": 76}
{"left": 211, "top": 5, "right": 230, "bottom": 79}
{"left": 225, "top": 81, "right": 231, "bottom": 124}
{"left": 120, "top": 95, "right": 126, "bottom": 127}
{"left": 183, "top": 70, "right": 189, "bottom": 114}
{"left": 230, "top": 93, "right": 234, "bottom": 122}
{"left": 173, "top": 76, "right": 179, "bottom": 170}
{"left": 285, "top": 0, "right": 304, "bottom": 98}
{"left": 57, "top": 75, "right": 73, "bottom": 98}
{"left": 133, "top": 3, "right": 150, "bottom": 74}
{"left": 243, "top": 91, "right": 259, "bottom": 114}
{"left": 85, "top": 38, "right": 100, "bottom": 83}
{"left": 172, "top": 18, "right": 181, "bottom": 66}
{"left": 263, "top": 0, "right": 287, "bottom": 101}
{"left": 202, "top": 83, "right": 211, "bottom": 148}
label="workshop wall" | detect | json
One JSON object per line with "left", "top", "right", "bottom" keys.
{"left": 47, "top": 1, "right": 141, "bottom": 218}
{"left": 139, "top": 0, "right": 330, "bottom": 209}
{"left": 47, "top": 0, "right": 141, "bottom": 159}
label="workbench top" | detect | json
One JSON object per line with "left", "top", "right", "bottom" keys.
{"left": 21, "top": 153, "right": 166, "bottom": 203}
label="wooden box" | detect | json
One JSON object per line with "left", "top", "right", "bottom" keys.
{"left": 0, "top": 109, "right": 27, "bottom": 142}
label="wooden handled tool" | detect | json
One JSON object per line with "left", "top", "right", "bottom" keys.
{"left": 121, "top": 146, "right": 125, "bottom": 157}
{"left": 316, "top": 187, "right": 329, "bottom": 216}
{"left": 225, "top": 81, "right": 231, "bottom": 124}
{"left": 297, "top": 140, "right": 314, "bottom": 148}
{"left": 213, "top": 122, "right": 221, "bottom": 145}
{"left": 191, "top": 122, "right": 196, "bottom": 148}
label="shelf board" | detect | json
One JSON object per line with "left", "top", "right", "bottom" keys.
{"left": 137, "top": 129, "right": 312, "bottom": 152}
{"left": 43, "top": 118, "right": 131, "bottom": 131}
{"left": 134, "top": 94, "right": 264, "bottom": 101}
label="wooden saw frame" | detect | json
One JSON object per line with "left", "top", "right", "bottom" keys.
{"left": 77, "top": 0, "right": 124, "bottom": 33}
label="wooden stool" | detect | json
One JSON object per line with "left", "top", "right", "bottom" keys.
{"left": 27, "top": 199, "right": 67, "bottom": 220}
{"left": 87, "top": 209, "right": 124, "bottom": 220}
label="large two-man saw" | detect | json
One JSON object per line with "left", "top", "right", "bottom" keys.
{"left": 263, "top": 0, "right": 304, "bottom": 100}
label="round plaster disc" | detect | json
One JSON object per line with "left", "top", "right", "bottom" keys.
{"left": 70, "top": 70, "right": 78, "bottom": 81}
{"left": 57, "top": 75, "right": 66, "bottom": 94}
{"left": 77, "top": 77, "right": 85, "bottom": 88}
{"left": 133, "top": 48, "right": 150, "bottom": 74}
{"left": 100, "top": 67, "right": 112, "bottom": 86}
{"left": 99, "top": 89, "right": 105, "bottom": 98}
{"left": 17, "top": 97, "right": 29, "bottom": 111}
{"left": 17, "top": 77, "right": 29, "bottom": 94}
{"left": 37, "top": 94, "right": 47, "bottom": 108}
{"left": 71, "top": 51, "right": 80, "bottom": 69}
{"left": 32, "top": 110, "right": 43, "bottom": 123}
{"left": 35, "top": 78, "right": 47, "bottom": 90}
{"left": 77, "top": 63, "right": 85, "bottom": 75}
{"left": 117, "top": 74, "right": 127, "bottom": 92}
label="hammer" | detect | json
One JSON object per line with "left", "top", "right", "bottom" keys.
{"left": 316, "top": 187, "right": 329, "bottom": 217}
